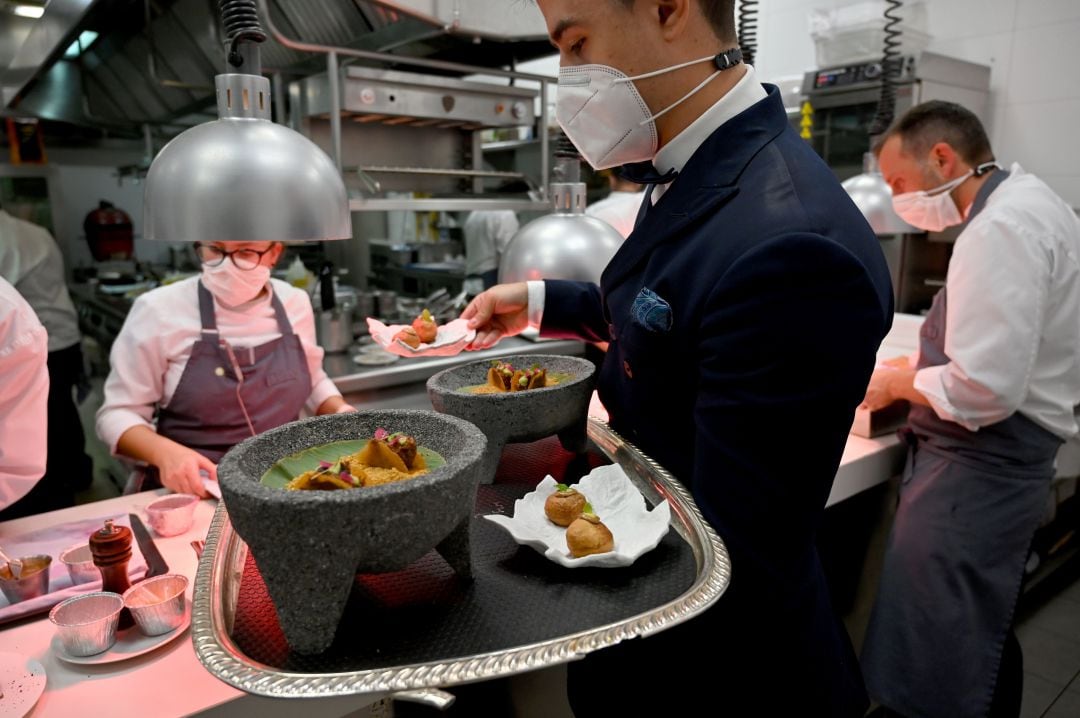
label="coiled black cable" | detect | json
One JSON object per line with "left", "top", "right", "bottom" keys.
{"left": 737, "top": 0, "right": 758, "bottom": 68}
{"left": 869, "top": 0, "right": 903, "bottom": 137}
{"left": 219, "top": 0, "right": 266, "bottom": 68}
{"left": 555, "top": 132, "right": 580, "bottom": 161}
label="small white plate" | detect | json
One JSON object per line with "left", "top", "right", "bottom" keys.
{"left": 366, "top": 317, "right": 475, "bottom": 358}
{"left": 352, "top": 351, "right": 399, "bottom": 366}
{"left": 51, "top": 607, "right": 191, "bottom": 665}
{"left": 484, "top": 465, "right": 671, "bottom": 568}
{"left": 0, "top": 652, "right": 46, "bottom": 718}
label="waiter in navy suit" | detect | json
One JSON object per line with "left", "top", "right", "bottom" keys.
{"left": 463, "top": 1, "right": 893, "bottom": 714}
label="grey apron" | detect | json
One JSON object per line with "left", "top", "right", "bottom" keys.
{"left": 862, "top": 170, "right": 1062, "bottom": 718}
{"left": 140, "top": 281, "right": 311, "bottom": 489}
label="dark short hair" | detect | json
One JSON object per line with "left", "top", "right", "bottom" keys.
{"left": 612, "top": 0, "right": 736, "bottom": 43}
{"left": 877, "top": 100, "right": 994, "bottom": 166}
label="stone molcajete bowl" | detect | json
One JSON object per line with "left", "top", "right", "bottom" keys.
{"left": 217, "top": 410, "right": 486, "bottom": 655}
{"left": 427, "top": 354, "right": 596, "bottom": 484}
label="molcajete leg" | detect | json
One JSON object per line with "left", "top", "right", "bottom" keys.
{"left": 557, "top": 418, "right": 588, "bottom": 454}
{"left": 250, "top": 541, "right": 358, "bottom": 655}
{"left": 435, "top": 516, "right": 473, "bottom": 579}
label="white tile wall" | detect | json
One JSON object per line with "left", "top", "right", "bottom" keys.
{"left": 755, "top": 0, "right": 1080, "bottom": 210}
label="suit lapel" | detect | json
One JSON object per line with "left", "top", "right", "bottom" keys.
{"left": 601, "top": 85, "right": 790, "bottom": 293}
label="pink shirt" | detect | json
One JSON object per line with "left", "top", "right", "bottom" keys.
{"left": 96, "top": 276, "right": 340, "bottom": 454}
{"left": 0, "top": 277, "right": 49, "bottom": 509}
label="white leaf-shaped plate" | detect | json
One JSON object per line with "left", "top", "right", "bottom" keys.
{"left": 366, "top": 318, "right": 475, "bottom": 358}
{"left": 484, "top": 464, "right": 671, "bottom": 568}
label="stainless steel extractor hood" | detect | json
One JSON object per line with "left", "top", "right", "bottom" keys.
{"left": 2, "top": 0, "right": 551, "bottom": 135}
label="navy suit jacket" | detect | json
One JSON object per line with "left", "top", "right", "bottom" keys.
{"left": 543, "top": 86, "right": 893, "bottom": 715}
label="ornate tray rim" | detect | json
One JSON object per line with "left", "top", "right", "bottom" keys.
{"left": 191, "top": 418, "right": 731, "bottom": 699}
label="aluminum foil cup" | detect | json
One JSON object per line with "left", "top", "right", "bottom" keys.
{"left": 59, "top": 543, "right": 100, "bottom": 585}
{"left": 0, "top": 555, "right": 51, "bottom": 604}
{"left": 49, "top": 591, "right": 124, "bottom": 656}
{"left": 145, "top": 494, "right": 199, "bottom": 537}
{"left": 123, "top": 574, "right": 188, "bottom": 636}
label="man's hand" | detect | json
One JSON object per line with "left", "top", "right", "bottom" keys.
{"left": 461, "top": 282, "right": 530, "bottom": 350}
{"left": 862, "top": 366, "right": 918, "bottom": 411}
{"left": 153, "top": 442, "right": 217, "bottom": 497}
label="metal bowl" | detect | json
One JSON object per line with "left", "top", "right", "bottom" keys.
{"left": 427, "top": 354, "right": 597, "bottom": 484}
{"left": 216, "top": 410, "right": 487, "bottom": 655}
{"left": 123, "top": 574, "right": 189, "bottom": 636}
{"left": 146, "top": 494, "right": 199, "bottom": 537}
{"left": 0, "top": 555, "right": 52, "bottom": 604}
{"left": 59, "top": 543, "right": 100, "bottom": 585}
{"left": 49, "top": 591, "right": 124, "bottom": 656}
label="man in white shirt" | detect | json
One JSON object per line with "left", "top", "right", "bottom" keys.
{"left": 584, "top": 171, "right": 645, "bottom": 238}
{"left": 463, "top": 209, "right": 519, "bottom": 294}
{"left": 0, "top": 276, "right": 48, "bottom": 517}
{"left": 0, "top": 207, "right": 92, "bottom": 517}
{"left": 860, "top": 100, "right": 1080, "bottom": 718}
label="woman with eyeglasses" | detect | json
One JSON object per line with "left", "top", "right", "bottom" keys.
{"left": 96, "top": 241, "right": 354, "bottom": 497}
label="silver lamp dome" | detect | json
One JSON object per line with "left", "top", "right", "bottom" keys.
{"left": 842, "top": 152, "right": 917, "bottom": 235}
{"left": 499, "top": 160, "right": 623, "bottom": 284}
{"left": 143, "top": 73, "right": 350, "bottom": 243}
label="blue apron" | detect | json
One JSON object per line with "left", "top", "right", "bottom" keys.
{"left": 861, "top": 171, "right": 1062, "bottom": 718}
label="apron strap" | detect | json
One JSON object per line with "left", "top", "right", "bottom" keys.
{"left": 962, "top": 167, "right": 1010, "bottom": 227}
{"left": 268, "top": 285, "right": 295, "bottom": 336}
{"left": 196, "top": 280, "right": 219, "bottom": 336}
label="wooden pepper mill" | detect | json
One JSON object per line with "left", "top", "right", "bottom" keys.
{"left": 89, "top": 519, "right": 134, "bottom": 629}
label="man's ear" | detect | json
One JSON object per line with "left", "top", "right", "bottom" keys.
{"left": 656, "top": 0, "right": 692, "bottom": 41}
{"left": 929, "top": 142, "right": 961, "bottom": 177}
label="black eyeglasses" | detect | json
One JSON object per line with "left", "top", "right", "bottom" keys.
{"left": 194, "top": 242, "right": 274, "bottom": 271}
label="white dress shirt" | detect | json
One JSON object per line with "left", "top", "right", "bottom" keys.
{"left": 0, "top": 209, "right": 81, "bottom": 352}
{"left": 528, "top": 64, "right": 768, "bottom": 324}
{"left": 914, "top": 165, "right": 1080, "bottom": 438}
{"left": 96, "top": 275, "right": 341, "bottom": 454}
{"left": 585, "top": 190, "right": 646, "bottom": 239}
{"left": 464, "top": 210, "right": 520, "bottom": 277}
{"left": 0, "top": 276, "right": 49, "bottom": 509}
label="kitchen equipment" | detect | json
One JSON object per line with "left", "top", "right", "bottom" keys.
{"left": 83, "top": 200, "right": 134, "bottom": 261}
{"left": 123, "top": 574, "right": 189, "bottom": 636}
{"left": 0, "top": 555, "right": 51, "bottom": 604}
{"left": 89, "top": 519, "right": 134, "bottom": 629}
{"left": 802, "top": 51, "right": 990, "bottom": 181}
{"left": 141, "top": 0, "right": 349, "bottom": 245}
{"left": 315, "top": 261, "right": 354, "bottom": 354}
{"left": 145, "top": 495, "right": 199, "bottom": 537}
{"left": 59, "top": 544, "right": 99, "bottom": 585}
{"left": 500, "top": 142, "right": 623, "bottom": 286}
{"left": 49, "top": 592, "right": 124, "bottom": 657}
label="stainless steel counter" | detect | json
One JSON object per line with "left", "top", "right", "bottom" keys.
{"left": 324, "top": 336, "right": 587, "bottom": 397}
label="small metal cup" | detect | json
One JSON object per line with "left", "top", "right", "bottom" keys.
{"left": 0, "top": 555, "right": 51, "bottom": 604}
{"left": 59, "top": 543, "right": 100, "bottom": 585}
{"left": 145, "top": 494, "right": 199, "bottom": 537}
{"left": 49, "top": 591, "right": 124, "bottom": 656}
{"left": 123, "top": 574, "right": 188, "bottom": 636}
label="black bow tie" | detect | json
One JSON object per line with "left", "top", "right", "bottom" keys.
{"left": 615, "top": 161, "right": 679, "bottom": 186}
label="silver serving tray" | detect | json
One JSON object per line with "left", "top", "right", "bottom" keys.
{"left": 191, "top": 418, "right": 730, "bottom": 701}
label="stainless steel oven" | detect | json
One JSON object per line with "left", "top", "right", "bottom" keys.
{"left": 802, "top": 51, "right": 991, "bottom": 180}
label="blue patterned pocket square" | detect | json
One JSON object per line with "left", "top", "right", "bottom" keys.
{"left": 630, "top": 287, "right": 673, "bottom": 333}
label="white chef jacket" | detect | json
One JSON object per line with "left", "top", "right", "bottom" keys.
{"left": 0, "top": 209, "right": 81, "bottom": 352}
{"left": 96, "top": 275, "right": 341, "bottom": 455}
{"left": 464, "top": 210, "right": 520, "bottom": 278}
{"left": 914, "top": 164, "right": 1080, "bottom": 438}
{"left": 527, "top": 64, "right": 767, "bottom": 326}
{"left": 0, "top": 276, "right": 49, "bottom": 509}
{"left": 585, "top": 190, "right": 646, "bottom": 239}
